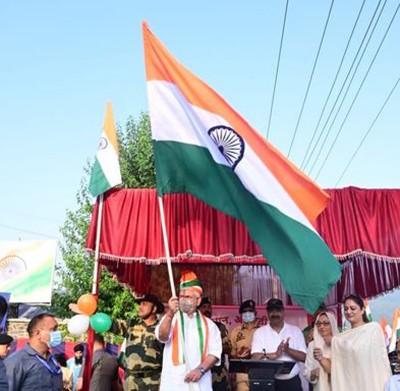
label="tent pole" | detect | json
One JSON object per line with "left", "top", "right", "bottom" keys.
{"left": 158, "top": 196, "right": 176, "bottom": 297}
{"left": 92, "top": 194, "right": 104, "bottom": 294}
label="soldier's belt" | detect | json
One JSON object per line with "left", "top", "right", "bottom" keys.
{"left": 128, "top": 369, "right": 160, "bottom": 378}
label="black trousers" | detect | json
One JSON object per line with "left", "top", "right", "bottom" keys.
{"left": 274, "top": 375, "right": 302, "bottom": 391}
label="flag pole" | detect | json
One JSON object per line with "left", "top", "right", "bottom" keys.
{"left": 92, "top": 193, "right": 104, "bottom": 294}
{"left": 82, "top": 194, "right": 104, "bottom": 391}
{"left": 157, "top": 196, "right": 197, "bottom": 391}
{"left": 158, "top": 196, "right": 176, "bottom": 297}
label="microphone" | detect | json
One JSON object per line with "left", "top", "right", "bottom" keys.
{"left": 262, "top": 349, "right": 267, "bottom": 360}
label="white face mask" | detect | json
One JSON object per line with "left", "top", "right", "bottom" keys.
{"left": 179, "top": 298, "right": 196, "bottom": 313}
{"left": 242, "top": 311, "right": 255, "bottom": 323}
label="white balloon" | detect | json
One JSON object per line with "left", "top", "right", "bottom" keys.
{"left": 68, "top": 314, "right": 90, "bottom": 337}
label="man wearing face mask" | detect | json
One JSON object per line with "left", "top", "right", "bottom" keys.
{"left": 229, "top": 299, "right": 259, "bottom": 391}
{"left": 251, "top": 298, "right": 306, "bottom": 391}
{"left": 4, "top": 312, "right": 63, "bottom": 391}
{"left": 155, "top": 270, "right": 222, "bottom": 390}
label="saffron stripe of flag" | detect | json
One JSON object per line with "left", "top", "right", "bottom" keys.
{"left": 143, "top": 22, "right": 341, "bottom": 313}
{"left": 88, "top": 102, "right": 122, "bottom": 198}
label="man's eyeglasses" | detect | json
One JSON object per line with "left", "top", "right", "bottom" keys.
{"left": 179, "top": 294, "right": 196, "bottom": 299}
{"left": 315, "top": 321, "right": 331, "bottom": 327}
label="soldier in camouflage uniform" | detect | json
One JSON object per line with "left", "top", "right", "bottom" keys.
{"left": 198, "top": 297, "right": 231, "bottom": 391}
{"left": 123, "top": 294, "right": 165, "bottom": 391}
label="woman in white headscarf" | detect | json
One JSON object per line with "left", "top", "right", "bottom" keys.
{"left": 304, "top": 311, "right": 339, "bottom": 390}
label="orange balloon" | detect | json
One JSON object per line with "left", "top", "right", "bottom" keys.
{"left": 77, "top": 294, "right": 97, "bottom": 315}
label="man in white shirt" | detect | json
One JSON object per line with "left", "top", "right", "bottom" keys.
{"left": 251, "top": 298, "right": 306, "bottom": 391}
{"left": 155, "top": 271, "right": 222, "bottom": 391}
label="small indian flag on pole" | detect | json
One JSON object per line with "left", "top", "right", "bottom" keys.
{"left": 389, "top": 309, "right": 400, "bottom": 352}
{"left": 363, "top": 299, "right": 373, "bottom": 322}
{"left": 88, "top": 102, "right": 122, "bottom": 198}
{"left": 380, "top": 316, "right": 392, "bottom": 348}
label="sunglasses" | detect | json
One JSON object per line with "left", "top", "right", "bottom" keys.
{"left": 315, "top": 321, "right": 331, "bottom": 327}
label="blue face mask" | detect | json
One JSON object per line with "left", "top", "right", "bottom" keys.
{"left": 43, "top": 330, "right": 63, "bottom": 348}
{"left": 242, "top": 311, "right": 255, "bottom": 323}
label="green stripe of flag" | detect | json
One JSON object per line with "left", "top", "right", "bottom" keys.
{"left": 88, "top": 157, "right": 112, "bottom": 198}
{"left": 154, "top": 140, "right": 341, "bottom": 312}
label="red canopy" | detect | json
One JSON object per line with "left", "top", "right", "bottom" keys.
{"left": 86, "top": 187, "right": 400, "bottom": 306}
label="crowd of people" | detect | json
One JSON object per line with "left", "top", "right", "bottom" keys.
{"left": 0, "top": 272, "right": 398, "bottom": 391}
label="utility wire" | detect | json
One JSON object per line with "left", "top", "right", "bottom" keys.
{"left": 0, "top": 209, "right": 60, "bottom": 224}
{"left": 314, "top": 2, "right": 400, "bottom": 180}
{"left": 300, "top": 0, "right": 366, "bottom": 170}
{"left": 304, "top": 0, "right": 385, "bottom": 172}
{"left": 0, "top": 223, "right": 59, "bottom": 239}
{"left": 335, "top": 75, "right": 400, "bottom": 186}
{"left": 287, "top": 0, "right": 335, "bottom": 157}
{"left": 266, "top": 0, "right": 289, "bottom": 140}
{"left": 305, "top": 0, "right": 386, "bottom": 174}
{"left": 309, "top": 0, "right": 388, "bottom": 175}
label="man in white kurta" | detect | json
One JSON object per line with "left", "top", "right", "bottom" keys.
{"left": 155, "top": 271, "right": 222, "bottom": 391}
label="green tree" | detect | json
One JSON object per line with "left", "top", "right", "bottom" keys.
{"left": 120, "top": 112, "right": 155, "bottom": 188}
{"left": 51, "top": 112, "right": 155, "bottom": 320}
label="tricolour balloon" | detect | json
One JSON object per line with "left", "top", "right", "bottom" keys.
{"left": 90, "top": 312, "right": 112, "bottom": 333}
{"left": 68, "top": 314, "right": 90, "bottom": 337}
{"left": 77, "top": 293, "right": 97, "bottom": 315}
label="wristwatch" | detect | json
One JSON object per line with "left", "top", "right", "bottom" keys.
{"left": 198, "top": 366, "right": 206, "bottom": 376}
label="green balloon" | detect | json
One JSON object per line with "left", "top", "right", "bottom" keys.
{"left": 90, "top": 312, "right": 112, "bottom": 333}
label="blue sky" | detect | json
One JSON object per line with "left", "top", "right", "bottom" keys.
{"left": 1, "top": 1, "right": 399, "bottom": 316}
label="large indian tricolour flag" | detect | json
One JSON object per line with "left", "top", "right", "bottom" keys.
{"left": 143, "top": 22, "right": 341, "bottom": 313}
{"left": 88, "top": 102, "right": 122, "bottom": 198}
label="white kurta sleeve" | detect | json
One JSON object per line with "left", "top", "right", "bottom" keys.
{"left": 207, "top": 319, "right": 223, "bottom": 366}
{"left": 155, "top": 314, "right": 177, "bottom": 343}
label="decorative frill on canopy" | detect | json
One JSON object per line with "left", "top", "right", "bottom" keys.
{"left": 86, "top": 187, "right": 400, "bottom": 306}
